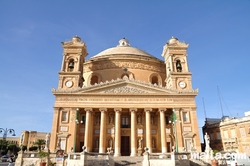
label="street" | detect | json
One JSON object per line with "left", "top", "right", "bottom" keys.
{"left": 0, "top": 162, "right": 11, "bottom": 166}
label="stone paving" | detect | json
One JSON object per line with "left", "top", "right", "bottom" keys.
{"left": 114, "top": 156, "right": 143, "bottom": 166}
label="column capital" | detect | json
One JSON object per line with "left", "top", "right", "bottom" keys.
{"left": 53, "top": 107, "right": 60, "bottom": 112}
{"left": 129, "top": 108, "right": 137, "bottom": 113}
{"left": 85, "top": 108, "right": 93, "bottom": 112}
{"left": 99, "top": 108, "right": 107, "bottom": 112}
{"left": 144, "top": 108, "right": 152, "bottom": 112}
{"left": 159, "top": 108, "right": 166, "bottom": 113}
{"left": 114, "top": 108, "right": 122, "bottom": 113}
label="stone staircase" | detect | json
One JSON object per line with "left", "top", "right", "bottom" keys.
{"left": 114, "top": 156, "right": 143, "bottom": 166}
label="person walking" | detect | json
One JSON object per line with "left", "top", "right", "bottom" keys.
{"left": 7, "top": 156, "right": 14, "bottom": 166}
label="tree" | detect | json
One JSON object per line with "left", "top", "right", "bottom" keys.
{"left": 34, "top": 139, "right": 45, "bottom": 151}
{"left": 29, "top": 146, "right": 38, "bottom": 151}
{"left": 21, "top": 145, "right": 27, "bottom": 151}
{"left": 7, "top": 144, "right": 20, "bottom": 155}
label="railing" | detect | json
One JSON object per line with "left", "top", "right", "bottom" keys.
{"left": 67, "top": 151, "right": 114, "bottom": 166}
{"left": 148, "top": 153, "right": 171, "bottom": 159}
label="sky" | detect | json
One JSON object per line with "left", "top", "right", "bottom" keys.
{"left": 0, "top": 1, "right": 250, "bottom": 142}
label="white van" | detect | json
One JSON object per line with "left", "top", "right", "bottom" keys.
{"left": 226, "top": 156, "right": 250, "bottom": 166}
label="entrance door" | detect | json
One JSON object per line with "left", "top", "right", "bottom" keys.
{"left": 80, "top": 142, "right": 84, "bottom": 152}
{"left": 121, "top": 136, "right": 130, "bottom": 156}
{"left": 167, "top": 142, "right": 171, "bottom": 152}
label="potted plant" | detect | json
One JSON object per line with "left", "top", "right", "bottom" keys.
{"left": 38, "top": 151, "right": 49, "bottom": 166}
{"left": 211, "top": 150, "right": 219, "bottom": 166}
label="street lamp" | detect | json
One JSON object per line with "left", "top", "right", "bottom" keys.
{"left": 0, "top": 128, "right": 16, "bottom": 153}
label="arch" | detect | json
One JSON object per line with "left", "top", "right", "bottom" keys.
{"left": 90, "top": 75, "right": 98, "bottom": 85}
{"left": 176, "top": 59, "right": 182, "bottom": 72}
{"left": 149, "top": 73, "right": 163, "bottom": 86}
{"left": 121, "top": 73, "right": 129, "bottom": 79}
{"left": 87, "top": 73, "right": 102, "bottom": 86}
{"left": 65, "top": 57, "right": 78, "bottom": 72}
{"left": 68, "top": 59, "right": 75, "bottom": 72}
{"left": 174, "top": 57, "right": 185, "bottom": 72}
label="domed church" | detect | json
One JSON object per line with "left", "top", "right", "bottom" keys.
{"left": 50, "top": 36, "right": 201, "bottom": 156}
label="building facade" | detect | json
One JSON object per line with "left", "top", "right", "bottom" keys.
{"left": 20, "top": 131, "right": 48, "bottom": 149}
{"left": 202, "top": 118, "right": 223, "bottom": 151}
{"left": 220, "top": 113, "right": 250, "bottom": 154}
{"left": 203, "top": 112, "right": 250, "bottom": 154}
{"left": 50, "top": 36, "right": 201, "bottom": 156}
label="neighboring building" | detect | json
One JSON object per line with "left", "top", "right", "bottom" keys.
{"left": 20, "top": 131, "right": 48, "bottom": 149}
{"left": 202, "top": 118, "right": 223, "bottom": 151}
{"left": 2, "top": 137, "right": 19, "bottom": 146}
{"left": 50, "top": 36, "right": 201, "bottom": 156}
{"left": 220, "top": 112, "right": 250, "bottom": 154}
{"left": 203, "top": 112, "right": 250, "bottom": 154}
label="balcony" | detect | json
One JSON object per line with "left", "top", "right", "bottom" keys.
{"left": 223, "top": 138, "right": 237, "bottom": 143}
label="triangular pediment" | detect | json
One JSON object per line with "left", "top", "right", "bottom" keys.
{"left": 52, "top": 77, "right": 198, "bottom": 95}
{"left": 78, "top": 79, "right": 172, "bottom": 94}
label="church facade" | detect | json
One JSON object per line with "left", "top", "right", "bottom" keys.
{"left": 50, "top": 36, "right": 201, "bottom": 156}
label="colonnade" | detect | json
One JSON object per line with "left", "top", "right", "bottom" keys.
{"left": 82, "top": 107, "right": 170, "bottom": 156}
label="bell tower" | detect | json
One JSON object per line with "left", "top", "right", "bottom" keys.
{"left": 161, "top": 37, "right": 193, "bottom": 90}
{"left": 58, "top": 36, "right": 88, "bottom": 89}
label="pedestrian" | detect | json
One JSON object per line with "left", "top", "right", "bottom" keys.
{"left": 7, "top": 157, "right": 14, "bottom": 166}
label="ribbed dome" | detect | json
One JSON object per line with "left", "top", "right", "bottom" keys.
{"left": 91, "top": 38, "right": 154, "bottom": 58}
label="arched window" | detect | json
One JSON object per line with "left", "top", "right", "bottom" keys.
{"left": 68, "top": 59, "right": 74, "bottom": 72}
{"left": 176, "top": 60, "right": 182, "bottom": 72}
{"left": 121, "top": 74, "right": 129, "bottom": 79}
{"left": 90, "top": 75, "right": 98, "bottom": 85}
{"left": 151, "top": 76, "right": 158, "bottom": 85}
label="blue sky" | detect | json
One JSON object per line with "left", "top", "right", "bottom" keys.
{"left": 1, "top": 1, "right": 250, "bottom": 142}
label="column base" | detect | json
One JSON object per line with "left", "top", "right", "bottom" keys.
{"left": 114, "top": 153, "right": 121, "bottom": 157}
{"left": 130, "top": 153, "right": 137, "bottom": 157}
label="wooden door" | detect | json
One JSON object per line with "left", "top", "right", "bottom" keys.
{"left": 167, "top": 142, "right": 171, "bottom": 152}
{"left": 121, "top": 136, "right": 130, "bottom": 156}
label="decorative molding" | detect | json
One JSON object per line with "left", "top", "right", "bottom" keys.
{"left": 84, "top": 60, "right": 165, "bottom": 73}
{"left": 104, "top": 86, "right": 147, "bottom": 94}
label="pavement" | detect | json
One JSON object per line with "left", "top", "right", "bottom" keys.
{"left": 114, "top": 156, "right": 143, "bottom": 166}
{"left": 0, "top": 162, "right": 9, "bottom": 166}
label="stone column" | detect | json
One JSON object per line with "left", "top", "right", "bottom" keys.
{"left": 99, "top": 108, "right": 107, "bottom": 153}
{"left": 84, "top": 108, "right": 92, "bottom": 152}
{"left": 114, "top": 108, "right": 122, "bottom": 157}
{"left": 61, "top": 53, "right": 66, "bottom": 71}
{"left": 50, "top": 107, "right": 60, "bottom": 151}
{"left": 159, "top": 108, "right": 167, "bottom": 153}
{"left": 145, "top": 108, "right": 152, "bottom": 153}
{"left": 175, "top": 109, "right": 183, "bottom": 150}
{"left": 130, "top": 108, "right": 137, "bottom": 156}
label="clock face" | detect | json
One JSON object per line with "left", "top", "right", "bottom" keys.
{"left": 65, "top": 81, "right": 73, "bottom": 88}
{"left": 179, "top": 81, "right": 186, "bottom": 88}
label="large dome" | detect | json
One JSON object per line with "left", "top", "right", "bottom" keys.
{"left": 91, "top": 38, "right": 155, "bottom": 59}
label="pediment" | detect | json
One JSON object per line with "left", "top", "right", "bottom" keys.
{"left": 182, "top": 132, "right": 195, "bottom": 138}
{"left": 78, "top": 80, "right": 172, "bottom": 94}
{"left": 52, "top": 77, "right": 198, "bottom": 95}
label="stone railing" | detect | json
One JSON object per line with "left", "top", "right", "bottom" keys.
{"left": 66, "top": 151, "right": 114, "bottom": 166}
{"left": 14, "top": 149, "right": 114, "bottom": 166}
{"left": 142, "top": 148, "right": 190, "bottom": 166}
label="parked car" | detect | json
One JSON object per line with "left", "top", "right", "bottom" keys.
{"left": 1, "top": 155, "right": 9, "bottom": 162}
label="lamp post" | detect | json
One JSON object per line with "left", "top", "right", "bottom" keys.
{"left": 0, "top": 128, "right": 16, "bottom": 153}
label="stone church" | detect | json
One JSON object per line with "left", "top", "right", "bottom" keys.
{"left": 50, "top": 36, "right": 201, "bottom": 156}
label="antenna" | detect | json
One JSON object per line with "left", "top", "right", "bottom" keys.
{"left": 217, "top": 86, "right": 224, "bottom": 117}
{"left": 202, "top": 97, "right": 207, "bottom": 118}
